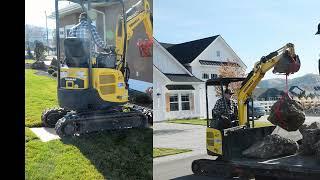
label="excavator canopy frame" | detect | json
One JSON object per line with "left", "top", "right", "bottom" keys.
{"left": 205, "top": 77, "right": 246, "bottom": 126}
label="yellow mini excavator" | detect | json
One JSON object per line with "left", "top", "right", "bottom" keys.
{"left": 192, "top": 43, "right": 320, "bottom": 179}
{"left": 41, "top": 0, "right": 153, "bottom": 137}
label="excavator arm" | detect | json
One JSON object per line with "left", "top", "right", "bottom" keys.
{"left": 115, "top": 0, "right": 152, "bottom": 72}
{"left": 237, "top": 43, "right": 297, "bottom": 126}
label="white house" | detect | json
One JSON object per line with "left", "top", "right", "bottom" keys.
{"left": 153, "top": 39, "right": 204, "bottom": 121}
{"left": 153, "top": 35, "right": 247, "bottom": 121}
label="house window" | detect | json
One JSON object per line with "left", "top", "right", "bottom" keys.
{"left": 202, "top": 73, "right": 209, "bottom": 79}
{"left": 169, "top": 94, "right": 179, "bottom": 111}
{"left": 181, "top": 94, "right": 190, "bottom": 110}
{"left": 216, "top": 51, "right": 221, "bottom": 57}
{"left": 211, "top": 74, "right": 217, "bottom": 79}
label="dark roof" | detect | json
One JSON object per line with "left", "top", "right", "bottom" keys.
{"left": 206, "top": 77, "right": 245, "bottom": 86}
{"left": 160, "top": 35, "right": 219, "bottom": 64}
{"left": 289, "top": 86, "right": 305, "bottom": 96}
{"left": 164, "top": 74, "right": 203, "bottom": 82}
{"left": 199, "top": 60, "right": 240, "bottom": 67}
{"left": 160, "top": 42, "right": 176, "bottom": 49}
{"left": 258, "top": 88, "right": 284, "bottom": 98}
{"left": 166, "top": 85, "right": 195, "bottom": 90}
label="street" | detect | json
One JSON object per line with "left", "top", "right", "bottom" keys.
{"left": 153, "top": 116, "right": 320, "bottom": 180}
{"left": 153, "top": 154, "right": 226, "bottom": 180}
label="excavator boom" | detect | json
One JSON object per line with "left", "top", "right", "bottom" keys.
{"left": 237, "top": 43, "right": 299, "bottom": 126}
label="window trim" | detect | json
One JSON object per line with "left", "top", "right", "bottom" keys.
{"left": 216, "top": 50, "right": 221, "bottom": 57}
{"left": 202, "top": 73, "right": 209, "bottom": 79}
{"left": 169, "top": 94, "right": 179, "bottom": 111}
{"left": 210, "top": 73, "right": 217, "bottom": 79}
{"left": 181, "top": 94, "right": 191, "bottom": 111}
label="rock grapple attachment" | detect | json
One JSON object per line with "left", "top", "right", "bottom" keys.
{"left": 273, "top": 50, "right": 300, "bottom": 75}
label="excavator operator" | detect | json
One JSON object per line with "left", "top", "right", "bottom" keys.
{"left": 69, "top": 12, "right": 112, "bottom": 55}
{"left": 212, "top": 89, "right": 238, "bottom": 130}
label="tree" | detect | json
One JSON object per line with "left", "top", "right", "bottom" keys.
{"left": 34, "top": 40, "right": 46, "bottom": 61}
{"left": 215, "top": 60, "right": 246, "bottom": 98}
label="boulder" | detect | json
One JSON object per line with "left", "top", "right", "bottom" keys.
{"left": 242, "top": 134, "right": 299, "bottom": 159}
{"left": 299, "top": 122, "right": 320, "bottom": 155}
{"left": 267, "top": 94, "right": 305, "bottom": 131}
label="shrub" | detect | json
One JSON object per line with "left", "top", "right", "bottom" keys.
{"left": 50, "top": 57, "right": 59, "bottom": 67}
{"left": 31, "top": 61, "right": 46, "bottom": 70}
{"left": 47, "top": 68, "right": 55, "bottom": 74}
{"left": 51, "top": 71, "right": 58, "bottom": 77}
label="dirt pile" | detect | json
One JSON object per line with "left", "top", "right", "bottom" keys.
{"left": 267, "top": 95, "right": 305, "bottom": 131}
{"left": 242, "top": 134, "right": 299, "bottom": 159}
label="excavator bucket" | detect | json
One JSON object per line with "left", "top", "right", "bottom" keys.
{"left": 273, "top": 50, "right": 300, "bottom": 74}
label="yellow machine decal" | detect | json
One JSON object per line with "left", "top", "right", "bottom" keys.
{"left": 206, "top": 128, "right": 223, "bottom": 155}
{"left": 60, "top": 68, "right": 89, "bottom": 89}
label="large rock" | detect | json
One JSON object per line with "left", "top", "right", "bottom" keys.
{"left": 267, "top": 94, "right": 305, "bottom": 131}
{"left": 299, "top": 122, "right": 320, "bottom": 155}
{"left": 242, "top": 134, "right": 299, "bottom": 159}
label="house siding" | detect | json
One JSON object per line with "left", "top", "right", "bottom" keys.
{"left": 153, "top": 67, "right": 203, "bottom": 122}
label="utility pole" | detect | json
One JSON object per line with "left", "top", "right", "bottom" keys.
{"left": 45, "top": 11, "right": 49, "bottom": 55}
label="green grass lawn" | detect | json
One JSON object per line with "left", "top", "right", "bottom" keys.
{"left": 167, "top": 118, "right": 207, "bottom": 126}
{"left": 25, "top": 69, "right": 153, "bottom": 179}
{"left": 25, "top": 69, "right": 57, "bottom": 127}
{"left": 168, "top": 118, "right": 273, "bottom": 127}
{"left": 26, "top": 127, "right": 152, "bottom": 179}
{"left": 25, "top": 59, "right": 35, "bottom": 63}
{"left": 153, "top": 148, "right": 192, "bottom": 158}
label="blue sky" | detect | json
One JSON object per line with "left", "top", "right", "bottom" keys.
{"left": 154, "top": 0, "right": 320, "bottom": 79}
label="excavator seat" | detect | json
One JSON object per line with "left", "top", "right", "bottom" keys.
{"left": 64, "top": 38, "right": 90, "bottom": 68}
{"left": 95, "top": 53, "right": 117, "bottom": 69}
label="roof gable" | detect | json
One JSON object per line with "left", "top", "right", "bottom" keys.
{"left": 160, "top": 35, "right": 219, "bottom": 64}
{"left": 194, "top": 36, "right": 246, "bottom": 69}
{"left": 153, "top": 38, "right": 193, "bottom": 76}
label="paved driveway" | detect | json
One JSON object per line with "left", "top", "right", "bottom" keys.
{"left": 153, "top": 122, "right": 207, "bottom": 163}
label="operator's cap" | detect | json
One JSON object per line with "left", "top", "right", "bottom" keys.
{"left": 316, "top": 23, "right": 320, "bottom": 35}
{"left": 224, "top": 89, "right": 234, "bottom": 95}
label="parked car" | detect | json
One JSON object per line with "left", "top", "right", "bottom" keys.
{"left": 248, "top": 102, "right": 265, "bottom": 119}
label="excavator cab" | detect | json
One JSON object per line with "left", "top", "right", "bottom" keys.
{"left": 205, "top": 78, "right": 247, "bottom": 157}
{"left": 205, "top": 78, "right": 245, "bottom": 130}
